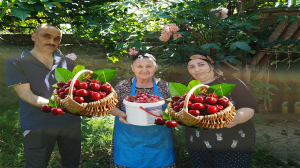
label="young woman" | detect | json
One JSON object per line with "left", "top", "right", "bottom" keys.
{"left": 185, "top": 54, "right": 258, "bottom": 168}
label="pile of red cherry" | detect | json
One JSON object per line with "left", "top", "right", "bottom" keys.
{"left": 124, "top": 92, "right": 163, "bottom": 103}
{"left": 170, "top": 93, "right": 229, "bottom": 117}
{"left": 124, "top": 92, "right": 178, "bottom": 128}
{"left": 56, "top": 78, "right": 112, "bottom": 103}
{"left": 41, "top": 78, "right": 112, "bottom": 116}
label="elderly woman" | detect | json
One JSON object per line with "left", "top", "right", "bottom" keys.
{"left": 185, "top": 53, "right": 258, "bottom": 168}
{"left": 110, "top": 53, "right": 176, "bottom": 168}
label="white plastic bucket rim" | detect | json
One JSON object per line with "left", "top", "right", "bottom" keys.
{"left": 123, "top": 99, "right": 165, "bottom": 126}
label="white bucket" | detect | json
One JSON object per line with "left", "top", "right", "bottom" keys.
{"left": 123, "top": 99, "right": 165, "bottom": 126}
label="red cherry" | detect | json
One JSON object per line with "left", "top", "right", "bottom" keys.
{"left": 171, "top": 95, "right": 181, "bottom": 101}
{"left": 73, "top": 96, "right": 84, "bottom": 104}
{"left": 177, "top": 98, "right": 184, "bottom": 102}
{"left": 76, "top": 89, "right": 89, "bottom": 97}
{"left": 77, "top": 82, "right": 89, "bottom": 90}
{"left": 165, "top": 120, "right": 178, "bottom": 128}
{"left": 64, "top": 87, "right": 77, "bottom": 94}
{"left": 57, "top": 81, "right": 66, "bottom": 88}
{"left": 188, "top": 110, "right": 200, "bottom": 117}
{"left": 189, "top": 93, "right": 196, "bottom": 100}
{"left": 100, "top": 83, "right": 112, "bottom": 92}
{"left": 193, "top": 95, "right": 205, "bottom": 103}
{"left": 155, "top": 118, "right": 166, "bottom": 125}
{"left": 179, "top": 101, "right": 185, "bottom": 108}
{"left": 182, "top": 93, "right": 188, "bottom": 99}
{"left": 98, "top": 91, "right": 107, "bottom": 98}
{"left": 59, "top": 92, "right": 66, "bottom": 99}
{"left": 205, "top": 97, "right": 217, "bottom": 105}
{"left": 203, "top": 103, "right": 209, "bottom": 109}
{"left": 91, "top": 79, "right": 101, "bottom": 84}
{"left": 68, "top": 78, "right": 80, "bottom": 87}
{"left": 216, "top": 105, "right": 224, "bottom": 110}
{"left": 41, "top": 105, "right": 52, "bottom": 113}
{"left": 58, "top": 88, "right": 65, "bottom": 93}
{"left": 172, "top": 102, "right": 179, "bottom": 107}
{"left": 217, "top": 97, "right": 229, "bottom": 106}
{"left": 207, "top": 106, "right": 218, "bottom": 114}
{"left": 187, "top": 101, "right": 192, "bottom": 108}
{"left": 63, "top": 84, "right": 69, "bottom": 89}
{"left": 173, "top": 106, "right": 181, "bottom": 112}
{"left": 207, "top": 93, "right": 218, "bottom": 98}
{"left": 89, "top": 83, "right": 101, "bottom": 91}
{"left": 191, "top": 103, "right": 205, "bottom": 110}
{"left": 51, "top": 108, "right": 63, "bottom": 116}
{"left": 90, "top": 92, "right": 101, "bottom": 101}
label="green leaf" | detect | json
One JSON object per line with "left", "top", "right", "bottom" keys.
{"left": 229, "top": 43, "right": 237, "bottom": 52}
{"left": 249, "top": 50, "right": 257, "bottom": 54}
{"left": 11, "top": 7, "right": 28, "bottom": 20}
{"left": 116, "top": 42, "right": 124, "bottom": 50}
{"left": 235, "top": 42, "right": 251, "bottom": 51}
{"left": 166, "top": 97, "right": 172, "bottom": 101}
{"left": 121, "top": 31, "right": 129, "bottom": 37}
{"left": 54, "top": 68, "right": 74, "bottom": 82}
{"left": 34, "top": 3, "right": 44, "bottom": 12}
{"left": 207, "top": 84, "right": 235, "bottom": 97}
{"left": 91, "top": 69, "right": 117, "bottom": 83}
{"left": 162, "top": 108, "right": 174, "bottom": 121}
{"left": 49, "top": 94, "right": 61, "bottom": 108}
{"left": 72, "top": 65, "right": 85, "bottom": 81}
{"left": 169, "top": 82, "right": 188, "bottom": 96}
{"left": 52, "top": 2, "right": 61, "bottom": 8}
{"left": 200, "top": 43, "right": 213, "bottom": 51}
{"left": 43, "top": 2, "right": 53, "bottom": 7}
{"left": 188, "top": 80, "right": 201, "bottom": 95}
{"left": 44, "top": 11, "right": 57, "bottom": 19}
{"left": 16, "top": 3, "right": 35, "bottom": 11}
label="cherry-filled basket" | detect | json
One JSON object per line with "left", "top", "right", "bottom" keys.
{"left": 167, "top": 84, "right": 236, "bottom": 129}
{"left": 53, "top": 69, "right": 118, "bottom": 117}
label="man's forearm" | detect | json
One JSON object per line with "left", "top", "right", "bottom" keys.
{"left": 19, "top": 91, "right": 49, "bottom": 107}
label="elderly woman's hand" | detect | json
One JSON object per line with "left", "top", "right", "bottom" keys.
{"left": 118, "top": 111, "right": 130, "bottom": 125}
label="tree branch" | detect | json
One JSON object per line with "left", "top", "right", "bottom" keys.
{"left": 171, "top": 18, "right": 240, "bottom": 71}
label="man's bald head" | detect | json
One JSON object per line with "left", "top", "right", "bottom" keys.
{"left": 34, "top": 23, "right": 61, "bottom": 35}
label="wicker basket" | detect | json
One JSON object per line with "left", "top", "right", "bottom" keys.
{"left": 167, "top": 84, "right": 236, "bottom": 129}
{"left": 53, "top": 69, "right": 118, "bottom": 117}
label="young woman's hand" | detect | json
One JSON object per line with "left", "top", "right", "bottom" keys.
{"left": 224, "top": 108, "right": 254, "bottom": 128}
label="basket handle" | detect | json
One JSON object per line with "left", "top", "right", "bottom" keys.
{"left": 68, "top": 69, "right": 93, "bottom": 98}
{"left": 182, "top": 84, "right": 209, "bottom": 111}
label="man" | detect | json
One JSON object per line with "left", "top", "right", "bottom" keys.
{"left": 5, "top": 23, "right": 81, "bottom": 168}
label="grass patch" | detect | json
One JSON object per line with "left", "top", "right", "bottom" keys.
{"left": 0, "top": 105, "right": 286, "bottom": 167}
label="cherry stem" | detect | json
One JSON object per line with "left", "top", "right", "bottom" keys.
{"left": 218, "top": 86, "right": 224, "bottom": 97}
{"left": 139, "top": 106, "right": 161, "bottom": 118}
{"left": 102, "top": 71, "right": 107, "bottom": 83}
